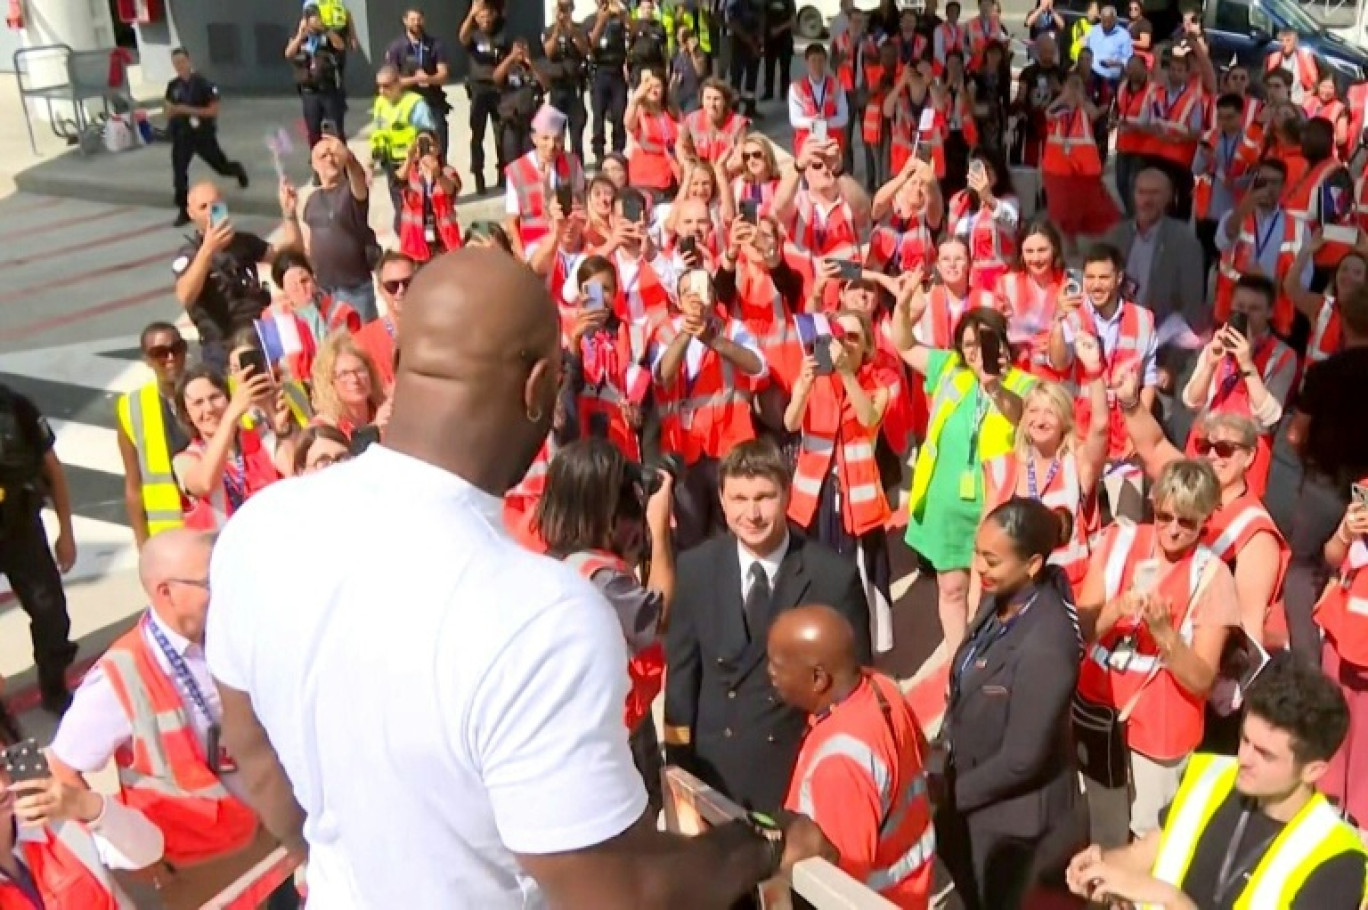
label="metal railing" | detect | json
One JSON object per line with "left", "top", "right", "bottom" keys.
{"left": 13, "top": 44, "right": 129, "bottom": 155}
{"left": 661, "top": 766, "right": 898, "bottom": 910}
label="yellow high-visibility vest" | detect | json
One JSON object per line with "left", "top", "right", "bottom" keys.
{"left": 370, "top": 92, "right": 422, "bottom": 165}
{"left": 1144, "top": 753, "right": 1367, "bottom": 909}
{"left": 661, "top": 4, "right": 712, "bottom": 56}
{"left": 116, "top": 383, "right": 185, "bottom": 538}
{"left": 314, "top": 0, "right": 350, "bottom": 31}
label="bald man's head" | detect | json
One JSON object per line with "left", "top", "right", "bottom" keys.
{"left": 140, "top": 529, "right": 215, "bottom": 643}
{"left": 767, "top": 605, "right": 861, "bottom": 714}
{"left": 386, "top": 248, "right": 562, "bottom": 496}
{"left": 186, "top": 181, "right": 222, "bottom": 232}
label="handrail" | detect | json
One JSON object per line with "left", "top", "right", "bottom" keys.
{"left": 661, "top": 766, "right": 899, "bottom": 910}
{"left": 199, "top": 847, "right": 301, "bottom": 910}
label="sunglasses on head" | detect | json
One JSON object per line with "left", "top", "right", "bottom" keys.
{"left": 1153, "top": 509, "right": 1203, "bottom": 532}
{"left": 1193, "top": 439, "right": 1247, "bottom": 458}
{"left": 145, "top": 340, "right": 188, "bottom": 360}
{"left": 381, "top": 277, "right": 412, "bottom": 294}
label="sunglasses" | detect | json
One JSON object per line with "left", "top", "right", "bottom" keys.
{"left": 381, "top": 277, "right": 412, "bottom": 294}
{"left": 145, "top": 341, "right": 188, "bottom": 360}
{"left": 742, "top": 150, "right": 764, "bottom": 161}
{"left": 1152, "top": 509, "right": 1203, "bottom": 532}
{"left": 808, "top": 160, "right": 827, "bottom": 172}
{"left": 1193, "top": 439, "right": 1248, "bottom": 459}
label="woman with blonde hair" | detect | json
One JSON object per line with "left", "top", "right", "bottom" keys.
{"left": 726, "top": 132, "right": 781, "bottom": 217}
{"left": 309, "top": 330, "right": 389, "bottom": 439}
{"left": 982, "top": 334, "right": 1109, "bottom": 592}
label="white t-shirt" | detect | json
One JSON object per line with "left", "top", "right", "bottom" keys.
{"left": 205, "top": 445, "right": 646, "bottom": 908}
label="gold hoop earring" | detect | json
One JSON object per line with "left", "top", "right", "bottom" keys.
{"left": 526, "top": 405, "right": 544, "bottom": 424}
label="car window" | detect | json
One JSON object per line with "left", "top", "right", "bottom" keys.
{"left": 1214, "top": 0, "right": 1251, "bottom": 32}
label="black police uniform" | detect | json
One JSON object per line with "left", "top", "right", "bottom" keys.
{"left": 589, "top": 12, "right": 630, "bottom": 161}
{"left": 761, "top": 0, "right": 796, "bottom": 101}
{"left": 498, "top": 62, "right": 543, "bottom": 171}
{"left": 384, "top": 32, "right": 453, "bottom": 159}
{"left": 165, "top": 72, "right": 246, "bottom": 223}
{"left": 627, "top": 15, "right": 669, "bottom": 87}
{"left": 464, "top": 26, "right": 511, "bottom": 192}
{"left": 170, "top": 231, "right": 271, "bottom": 371}
{"left": 0, "top": 386, "right": 77, "bottom": 710}
{"left": 727, "top": 0, "right": 765, "bottom": 110}
{"left": 542, "top": 23, "right": 590, "bottom": 160}
{"left": 292, "top": 33, "right": 347, "bottom": 148}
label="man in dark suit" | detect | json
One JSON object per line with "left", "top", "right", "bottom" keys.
{"left": 663, "top": 439, "right": 871, "bottom": 814}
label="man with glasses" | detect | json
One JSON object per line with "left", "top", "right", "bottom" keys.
{"left": 117, "top": 322, "right": 193, "bottom": 549}
{"left": 49, "top": 528, "right": 300, "bottom": 908}
{"left": 354, "top": 251, "right": 416, "bottom": 387}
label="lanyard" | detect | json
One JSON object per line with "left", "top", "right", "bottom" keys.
{"left": 1026, "top": 458, "right": 1060, "bottom": 500}
{"left": 410, "top": 40, "right": 424, "bottom": 68}
{"left": 382, "top": 317, "right": 396, "bottom": 340}
{"left": 1212, "top": 806, "right": 1277, "bottom": 905}
{"left": 1252, "top": 213, "right": 1281, "bottom": 262}
{"left": 145, "top": 615, "right": 217, "bottom": 728}
{"left": 965, "top": 385, "right": 990, "bottom": 465}
{"left": 221, "top": 450, "right": 247, "bottom": 511}
{"left": 1218, "top": 133, "right": 1236, "bottom": 175}
{"left": 811, "top": 77, "right": 828, "bottom": 114}
{"left": 953, "top": 593, "right": 1038, "bottom": 696}
{"left": 1155, "top": 85, "right": 1181, "bottom": 120}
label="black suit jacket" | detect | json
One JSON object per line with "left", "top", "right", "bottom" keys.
{"left": 663, "top": 532, "right": 871, "bottom": 813}
{"left": 942, "top": 571, "right": 1082, "bottom": 839}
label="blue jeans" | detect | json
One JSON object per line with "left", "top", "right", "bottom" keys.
{"left": 328, "top": 281, "right": 378, "bottom": 324}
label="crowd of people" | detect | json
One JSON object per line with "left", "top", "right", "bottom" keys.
{"left": 6, "top": 0, "right": 1368, "bottom": 907}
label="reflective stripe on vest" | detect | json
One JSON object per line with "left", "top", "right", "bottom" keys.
{"left": 1307, "top": 295, "right": 1340, "bottom": 367}
{"left": 118, "top": 383, "right": 185, "bottom": 537}
{"left": 1207, "top": 503, "right": 1272, "bottom": 561}
{"left": 19, "top": 820, "right": 133, "bottom": 909}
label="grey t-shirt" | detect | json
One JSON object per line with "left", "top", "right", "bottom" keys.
{"left": 301, "top": 182, "right": 376, "bottom": 291}
{"left": 588, "top": 567, "right": 663, "bottom": 656}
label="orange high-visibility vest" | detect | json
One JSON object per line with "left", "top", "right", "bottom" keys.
{"left": 735, "top": 259, "right": 803, "bottom": 394}
{"left": 791, "top": 74, "right": 846, "bottom": 155}
{"left": 1077, "top": 523, "right": 1218, "bottom": 761}
{"left": 2, "top": 820, "right": 134, "bottom": 909}
{"left": 1308, "top": 294, "right": 1343, "bottom": 370}
{"left": 965, "top": 17, "right": 1004, "bottom": 71}
{"left": 834, "top": 32, "right": 879, "bottom": 92}
{"left": 683, "top": 109, "right": 747, "bottom": 165}
{"left": 787, "top": 368, "right": 891, "bottom": 536}
{"left": 913, "top": 285, "right": 996, "bottom": 350}
{"left": 1347, "top": 83, "right": 1368, "bottom": 160}
{"left": 1142, "top": 79, "right": 1204, "bottom": 168}
{"left": 180, "top": 429, "right": 280, "bottom": 532}
{"left": 995, "top": 269, "right": 1064, "bottom": 377}
{"left": 628, "top": 109, "right": 679, "bottom": 191}
{"left": 1286, "top": 157, "right": 1359, "bottom": 270}
{"left": 577, "top": 325, "right": 645, "bottom": 462}
{"left": 861, "top": 64, "right": 888, "bottom": 145}
{"left": 612, "top": 250, "right": 673, "bottom": 328}
{"left": 890, "top": 95, "right": 945, "bottom": 177}
{"left": 1314, "top": 499, "right": 1368, "bottom": 667}
{"left": 1072, "top": 302, "right": 1156, "bottom": 460}
{"left": 984, "top": 452, "right": 1095, "bottom": 587}
{"left": 654, "top": 317, "right": 758, "bottom": 464}
{"left": 1114, "top": 78, "right": 1152, "bottom": 156}
{"left": 504, "top": 435, "right": 557, "bottom": 531}
{"left": 934, "top": 22, "right": 966, "bottom": 74}
{"left": 1042, "top": 105, "right": 1101, "bottom": 177}
{"left": 1203, "top": 493, "right": 1290, "bottom": 647}
{"left": 100, "top": 619, "right": 259, "bottom": 867}
{"left": 731, "top": 176, "right": 779, "bottom": 217}
{"left": 1192, "top": 127, "right": 1261, "bottom": 221}
{"left": 1303, "top": 97, "right": 1347, "bottom": 129}
{"left": 508, "top": 151, "right": 580, "bottom": 253}
{"left": 563, "top": 549, "right": 665, "bottom": 732}
{"left": 867, "top": 219, "right": 936, "bottom": 275}
{"left": 784, "top": 672, "right": 935, "bottom": 909}
{"left": 788, "top": 190, "right": 861, "bottom": 260}
{"left": 1212, "top": 212, "right": 1304, "bottom": 335}
{"left": 948, "top": 190, "right": 1017, "bottom": 292}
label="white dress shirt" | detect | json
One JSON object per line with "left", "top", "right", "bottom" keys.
{"left": 205, "top": 445, "right": 645, "bottom": 909}
{"left": 789, "top": 75, "right": 850, "bottom": 131}
{"left": 50, "top": 611, "right": 249, "bottom": 805}
{"left": 739, "top": 533, "right": 789, "bottom": 599}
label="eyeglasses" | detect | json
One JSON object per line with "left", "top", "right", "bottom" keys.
{"left": 334, "top": 368, "right": 369, "bottom": 382}
{"left": 1152, "top": 510, "right": 1203, "bottom": 532}
{"left": 145, "top": 341, "right": 188, "bottom": 360}
{"left": 166, "top": 578, "right": 210, "bottom": 592}
{"left": 1193, "top": 439, "right": 1249, "bottom": 458}
{"left": 381, "top": 276, "right": 412, "bottom": 294}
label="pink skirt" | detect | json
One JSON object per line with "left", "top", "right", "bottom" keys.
{"left": 1043, "top": 173, "right": 1120, "bottom": 237}
{"left": 1320, "top": 638, "right": 1368, "bottom": 823}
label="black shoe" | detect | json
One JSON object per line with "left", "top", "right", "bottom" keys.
{"left": 234, "top": 163, "right": 249, "bottom": 189}
{"left": 40, "top": 687, "right": 72, "bottom": 717}
{"left": 173, "top": 210, "right": 191, "bottom": 227}
{"left": 474, "top": 173, "right": 487, "bottom": 196}
{"left": 760, "top": 92, "right": 774, "bottom": 101}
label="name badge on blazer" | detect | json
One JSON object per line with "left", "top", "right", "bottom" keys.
{"left": 981, "top": 684, "right": 1009, "bottom": 697}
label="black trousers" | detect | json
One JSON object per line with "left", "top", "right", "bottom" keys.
{"left": 300, "top": 90, "right": 347, "bottom": 149}
{"left": 729, "top": 43, "right": 760, "bottom": 102}
{"left": 469, "top": 86, "right": 502, "bottom": 177}
{"left": 591, "top": 69, "right": 628, "bottom": 160}
{"left": 0, "top": 507, "right": 76, "bottom": 693}
{"left": 500, "top": 119, "right": 532, "bottom": 176}
{"left": 172, "top": 128, "right": 240, "bottom": 213}
{"left": 1195, "top": 217, "right": 1220, "bottom": 291}
{"left": 549, "top": 85, "right": 588, "bottom": 161}
{"left": 430, "top": 106, "right": 451, "bottom": 162}
{"left": 762, "top": 37, "right": 793, "bottom": 98}
{"left": 1284, "top": 473, "right": 1348, "bottom": 664}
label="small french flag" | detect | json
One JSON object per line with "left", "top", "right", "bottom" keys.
{"left": 793, "top": 313, "right": 845, "bottom": 350}
{"left": 254, "top": 313, "right": 314, "bottom": 366}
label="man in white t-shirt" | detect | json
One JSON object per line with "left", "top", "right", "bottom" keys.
{"left": 208, "top": 248, "right": 833, "bottom": 908}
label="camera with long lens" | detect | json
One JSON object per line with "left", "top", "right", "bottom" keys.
{"left": 626, "top": 453, "right": 684, "bottom": 499}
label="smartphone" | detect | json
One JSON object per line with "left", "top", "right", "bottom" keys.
{"left": 915, "top": 139, "right": 934, "bottom": 163}
{"left": 555, "top": 183, "right": 575, "bottom": 215}
{"left": 585, "top": 281, "right": 606, "bottom": 311}
{"left": 1132, "top": 558, "right": 1161, "bottom": 594}
{"left": 811, "top": 119, "right": 828, "bottom": 143}
{"left": 1353, "top": 483, "right": 1368, "bottom": 507}
{"left": 1227, "top": 310, "right": 1249, "bottom": 338}
{"left": 209, "top": 201, "right": 229, "bottom": 228}
{"left": 621, "top": 194, "right": 645, "bottom": 224}
{"left": 320, "top": 119, "right": 339, "bottom": 138}
{"left": 349, "top": 425, "right": 382, "bottom": 457}
{"left": 416, "top": 135, "right": 434, "bottom": 157}
{"left": 679, "top": 235, "right": 698, "bottom": 259}
{"left": 739, "top": 199, "right": 759, "bottom": 224}
{"left": 979, "top": 328, "right": 1003, "bottom": 377}
{"left": 685, "top": 268, "right": 711, "bottom": 303}
{"left": 835, "top": 259, "right": 863, "bottom": 281}
{"left": 2, "top": 740, "right": 49, "bottom": 783}
{"left": 968, "top": 159, "right": 987, "bottom": 183}
{"left": 1063, "top": 268, "right": 1083, "bottom": 298}
{"left": 238, "top": 348, "right": 269, "bottom": 377}
{"left": 813, "top": 334, "right": 835, "bottom": 376}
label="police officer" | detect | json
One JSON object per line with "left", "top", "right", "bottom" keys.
{"left": 165, "top": 48, "right": 247, "bottom": 228}
{"left": 727, "top": 0, "right": 765, "bottom": 115}
{"left": 384, "top": 8, "right": 452, "bottom": 160}
{"left": 542, "top": 0, "right": 590, "bottom": 160}
{"left": 0, "top": 384, "right": 79, "bottom": 715}
{"left": 285, "top": 4, "right": 347, "bottom": 148}
{"left": 171, "top": 180, "right": 301, "bottom": 371}
{"left": 628, "top": 0, "right": 670, "bottom": 86}
{"left": 589, "top": 0, "right": 631, "bottom": 163}
{"left": 461, "top": 0, "right": 510, "bottom": 195}
{"left": 495, "top": 39, "right": 546, "bottom": 173}
{"left": 370, "top": 65, "right": 439, "bottom": 231}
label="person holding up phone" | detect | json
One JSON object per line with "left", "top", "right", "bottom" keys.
{"left": 895, "top": 289, "right": 1032, "bottom": 658}
{"left": 771, "top": 134, "right": 868, "bottom": 263}
{"left": 1040, "top": 70, "right": 1118, "bottom": 246}
{"left": 396, "top": 129, "right": 465, "bottom": 262}
{"left": 624, "top": 69, "right": 680, "bottom": 198}
{"left": 788, "top": 43, "right": 849, "bottom": 158}
{"left": 949, "top": 150, "right": 1019, "bottom": 293}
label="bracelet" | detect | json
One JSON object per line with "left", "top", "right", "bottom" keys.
{"left": 743, "top": 811, "right": 785, "bottom": 879}
{"left": 1118, "top": 396, "right": 1142, "bottom": 413}
{"left": 1337, "top": 522, "right": 1352, "bottom": 546}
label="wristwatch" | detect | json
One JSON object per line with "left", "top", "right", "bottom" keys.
{"left": 744, "top": 810, "right": 786, "bottom": 878}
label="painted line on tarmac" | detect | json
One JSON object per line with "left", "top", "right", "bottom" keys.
{"left": 0, "top": 204, "right": 137, "bottom": 244}
{"left": 0, "top": 220, "right": 167, "bottom": 270}
{"left": 1, "top": 195, "right": 71, "bottom": 217}
{"left": 0, "top": 249, "right": 171, "bottom": 307}
{"left": 0, "top": 284, "right": 171, "bottom": 342}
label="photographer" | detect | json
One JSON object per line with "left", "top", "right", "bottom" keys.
{"left": 284, "top": 5, "right": 347, "bottom": 148}
{"left": 396, "top": 130, "right": 465, "bottom": 263}
{"left": 495, "top": 39, "right": 548, "bottom": 173}
{"left": 543, "top": 0, "right": 591, "bottom": 160}
{"left": 533, "top": 438, "right": 676, "bottom": 816}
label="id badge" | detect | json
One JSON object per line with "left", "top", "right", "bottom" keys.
{"left": 958, "top": 469, "right": 977, "bottom": 501}
{"left": 424, "top": 225, "right": 437, "bottom": 243}
{"left": 1108, "top": 633, "right": 1137, "bottom": 671}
